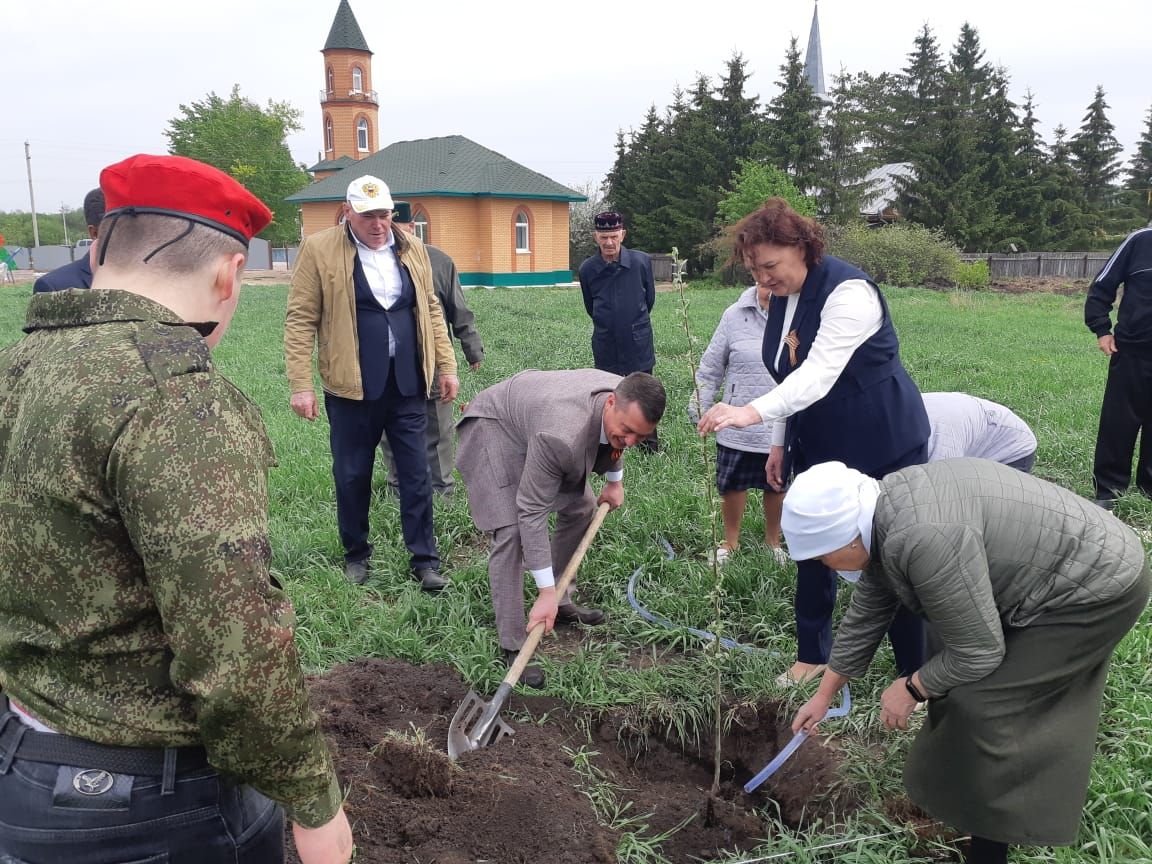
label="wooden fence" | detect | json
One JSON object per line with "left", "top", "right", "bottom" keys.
{"left": 960, "top": 252, "right": 1111, "bottom": 280}
{"left": 650, "top": 253, "right": 675, "bottom": 282}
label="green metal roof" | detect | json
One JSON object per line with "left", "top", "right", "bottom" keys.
{"left": 323, "top": 0, "right": 371, "bottom": 53}
{"left": 307, "top": 155, "right": 357, "bottom": 173}
{"left": 287, "top": 135, "right": 586, "bottom": 204}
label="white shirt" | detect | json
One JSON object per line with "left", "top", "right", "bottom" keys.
{"left": 749, "top": 279, "right": 883, "bottom": 445}
{"left": 350, "top": 228, "right": 405, "bottom": 356}
{"left": 529, "top": 421, "right": 623, "bottom": 590}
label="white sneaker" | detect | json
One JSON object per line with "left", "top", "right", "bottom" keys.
{"left": 769, "top": 546, "right": 791, "bottom": 566}
{"left": 774, "top": 663, "right": 827, "bottom": 688}
{"left": 707, "top": 546, "right": 732, "bottom": 566}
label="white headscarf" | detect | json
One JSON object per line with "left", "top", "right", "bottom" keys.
{"left": 781, "top": 462, "right": 881, "bottom": 565}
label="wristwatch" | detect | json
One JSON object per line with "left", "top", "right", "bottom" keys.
{"left": 905, "top": 676, "right": 927, "bottom": 703}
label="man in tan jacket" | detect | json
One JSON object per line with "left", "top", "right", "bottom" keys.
{"left": 285, "top": 175, "right": 458, "bottom": 590}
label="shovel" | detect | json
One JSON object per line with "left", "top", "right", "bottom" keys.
{"left": 448, "top": 501, "right": 610, "bottom": 759}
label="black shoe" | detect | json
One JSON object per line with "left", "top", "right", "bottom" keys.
{"left": 638, "top": 437, "right": 660, "bottom": 455}
{"left": 412, "top": 567, "right": 449, "bottom": 592}
{"left": 556, "top": 603, "right": 606, "bottom": 626}
{"left": 503, "top": 649, "right": 545, "bottom": 689}
{"left": 344, "top": 559, "right": 371, "bottom": 585}
{"left": 1095, "top": 497, "right": 1116, "bottom": 511}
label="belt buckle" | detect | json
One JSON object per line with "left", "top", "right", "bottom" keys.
{"left": 73, "top": 768, "right": 115, "bottom": 795}
{"left": 53, "top": 765, "right": 133, "bottom": 810}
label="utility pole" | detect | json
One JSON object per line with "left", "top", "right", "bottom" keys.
{"left": 25, "top": 141, "right": 39, "bottom": 268}
{"left": 60, "top": 203, "right": 70, "bottom": 248}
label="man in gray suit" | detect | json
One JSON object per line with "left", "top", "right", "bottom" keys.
{"left": 456, "top": 370, "right": 667, "bottom": 688}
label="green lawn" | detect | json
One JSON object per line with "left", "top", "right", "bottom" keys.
{"left": 2, "top": 283, "right": 1150, "bottom": 863}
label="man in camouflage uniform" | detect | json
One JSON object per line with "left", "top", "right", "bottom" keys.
{"left": 0, "top": 154, "right": 352, "bottom": 864}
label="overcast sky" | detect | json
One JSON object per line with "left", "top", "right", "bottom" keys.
{"left": 3, "top": 0, "right": 1149, "bottom": 213}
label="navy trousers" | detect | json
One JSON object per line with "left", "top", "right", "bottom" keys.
{"left": 0, "top": 712, "right": 282, "bottom": 864}
{"left": 325, "top": 370, "right": 438, "bottom": 571}
{"left": 794, "top": 443, "right": 928, "bottom": 675}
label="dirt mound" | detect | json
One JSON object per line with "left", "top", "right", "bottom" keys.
{"left": 288, "top": 658, "right": 858, "bottom": 864}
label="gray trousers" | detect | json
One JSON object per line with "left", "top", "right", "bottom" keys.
{"left": 381, "top": 397, "right": 456, "bottom": 494}
{"left": 489, "top": 490, "right": 594, "bottom": 650}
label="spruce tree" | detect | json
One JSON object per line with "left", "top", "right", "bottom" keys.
{"left": 899, "top": 23, "right": 1006, "bottom": 249}
{"left": 604, "top": 105, "right": 667, "bottom": 237}
{"left": 1048, "top": 125, "right": 1096, "bottom": 247}
{"left": 818, "top": 71, "right": 878, "bottom": 223}
{"left": 651, "top": 75, "right": 726, "bottom": 272}
{"left": 890, "top": 23, "right": 946, "bottom": 163}
{"left": 764, "top": 37, "right": 823, "bottom": 193}
{"left": 1071, "top": 86, "right": 1125, "bottom": 208}
{"left": 714, "top": 52, "right": 762, "bottom": 183}
{"left": 1126, "top": 106, "right": 1152, "bottom": 223}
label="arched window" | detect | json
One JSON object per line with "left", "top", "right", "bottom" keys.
{"left": 326, "top": 66, "right": 334, "bottom": 95}
{"left": 514, "top": 210, "right": 530, "bottom": 252}
{"left": 356, "top": 117, "right": 370, "bottom": 152}
{"left": 352, "top": 66, "right": 363, "bottom": 93}
{"left": 413, "top": 207, "right": 430, "bottom": 243}
{"left": 324, "top": 116, "right": 334, "bottom": 152}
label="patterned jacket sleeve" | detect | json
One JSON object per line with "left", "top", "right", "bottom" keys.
{"left": 109, "top": 375, "right": 341, "bottom": 828}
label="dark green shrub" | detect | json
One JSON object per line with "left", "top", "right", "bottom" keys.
{"left": 827, "top": 223, "right": 961, "bottom": 287}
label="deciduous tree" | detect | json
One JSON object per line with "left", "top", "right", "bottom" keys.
{"left": 165, "top": 85, "right": 310, "bottom": 246}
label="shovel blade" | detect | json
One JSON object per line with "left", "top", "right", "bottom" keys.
{"left": 447, "top": 689, "right": 516, "bottom": 760}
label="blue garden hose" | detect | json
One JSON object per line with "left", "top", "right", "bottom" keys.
{"left": 743, "top": 685, "right": 851, "bottom": 793}
{"left": 625, "top": 537, "right": 776, "bottom": 655}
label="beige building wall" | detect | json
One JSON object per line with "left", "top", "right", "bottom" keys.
{"left": 299, "top": 195, "right": 573, "bottom": 281}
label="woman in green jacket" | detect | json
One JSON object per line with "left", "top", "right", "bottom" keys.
{"left": 784, "top": 458, "right": 1149, "bottom": 864}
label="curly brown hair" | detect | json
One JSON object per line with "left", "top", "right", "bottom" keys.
{"left": 731, "top": 198, "right": 825, "bottom": 268}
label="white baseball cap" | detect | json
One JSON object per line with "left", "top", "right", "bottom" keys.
{"left": 345, "top": 175, "right": 395, "bottom": 213}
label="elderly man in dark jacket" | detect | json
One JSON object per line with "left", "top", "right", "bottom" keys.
{"left": 784, "top": 459, "right": 1149, "bottom": 864}
{"left": 578, "top": 212, "right": 658, "bottom": 452}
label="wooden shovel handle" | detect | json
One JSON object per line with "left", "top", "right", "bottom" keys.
{"left": 501, "top": 501, "right": 611, "bottom": 686}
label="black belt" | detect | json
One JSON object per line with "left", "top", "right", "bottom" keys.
{"left": 0, "top": 710, "right": 210, "bottom": 777}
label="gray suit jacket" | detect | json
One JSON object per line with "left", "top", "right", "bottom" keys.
{"left": 456, "top": 369, "right": 623, "bottom": 569}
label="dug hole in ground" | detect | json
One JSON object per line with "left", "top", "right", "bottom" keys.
{"left": 286, "top": 657, "right": 949, "bottom": 864}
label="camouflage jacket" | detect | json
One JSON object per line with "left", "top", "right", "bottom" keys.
{"left": 0, "top": 290, "right": 340, "bottom": 828}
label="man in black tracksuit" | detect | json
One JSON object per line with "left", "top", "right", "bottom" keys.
{"left": 1084, "top": 226, "right": 1152, "bottom": 507}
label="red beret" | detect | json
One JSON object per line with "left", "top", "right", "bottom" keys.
{"left": 100, "top": 154, "right": 272, "bottom": 244}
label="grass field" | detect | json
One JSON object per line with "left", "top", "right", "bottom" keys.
{"left": 2, "top": 282, "right": 1150, "bottom": 863}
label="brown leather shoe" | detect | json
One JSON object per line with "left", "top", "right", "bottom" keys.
{"left": 503, "top": 649, "right": 544, "bottom": 689}
{"left": 555, "top": 603, "right": 606, "bottom": 626}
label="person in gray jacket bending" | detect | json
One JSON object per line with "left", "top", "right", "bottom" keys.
{"left": 782, "top": 459, "right": 1149, "bottom": 864}
{"left": 923, "top": 392, "right": 1036, "bottom": 472}
{"left": 688, "top": 285, "right": 786, "bottom": 565}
